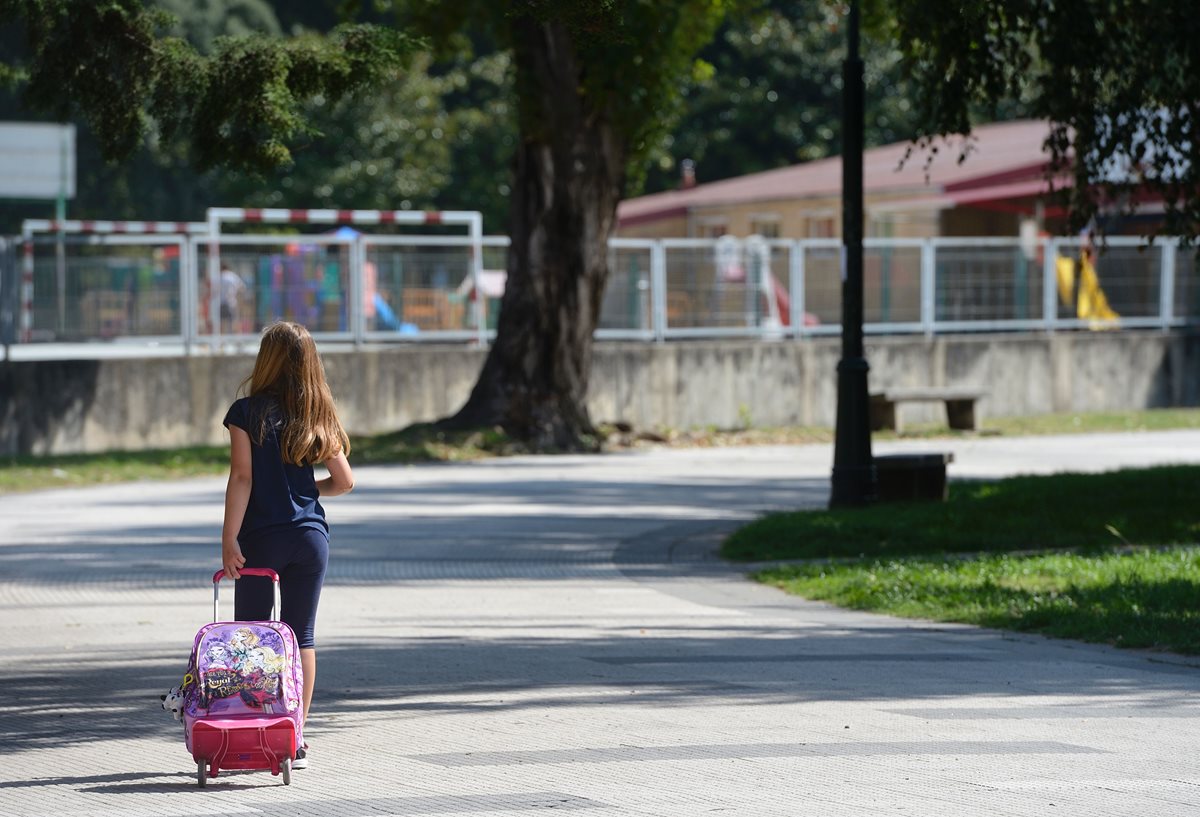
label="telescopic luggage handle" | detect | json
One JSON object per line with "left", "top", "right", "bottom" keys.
{"left": 212, "top": 568, "right": 281, "bottom": 623}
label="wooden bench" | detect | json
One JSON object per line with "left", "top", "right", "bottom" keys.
{"left": 869, "top": 387, "right": 987, "bottom": 432}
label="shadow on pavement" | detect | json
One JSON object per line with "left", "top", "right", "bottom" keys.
{"left": 4, "top": 467, "right": 1198, "bottom": 769}
{"left": 2, "top": 612, "right": 1199, "bottom": 758}
{"left": 0, "top": 475, "right": 827, "bottom": 586}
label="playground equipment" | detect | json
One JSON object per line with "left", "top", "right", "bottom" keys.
{"left": 204, "top": 208, "right": 485, "bottom": 346}
{"left": 713, "top": 234, "right": 787, "bottom": 338}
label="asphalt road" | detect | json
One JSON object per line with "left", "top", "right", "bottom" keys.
{"left": 1, "top": 433, "right": 1199, "bottom": 816}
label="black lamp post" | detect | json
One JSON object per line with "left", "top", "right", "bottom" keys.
{"left": 829, "top": 0, "right": 877, "bottom": 507}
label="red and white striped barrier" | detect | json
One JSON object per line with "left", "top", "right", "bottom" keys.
{"left": 21, "top": 219, "right": 208, "bottom": 235}
{"left": 204, "top": 208, "right": 478, "bottom": 228}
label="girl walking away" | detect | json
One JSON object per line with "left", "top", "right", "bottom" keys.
{"left": 221, "top": 321, "right": 355, "bottom": 770}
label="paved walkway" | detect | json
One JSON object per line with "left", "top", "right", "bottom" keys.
{"left": 2, "top": 432, "right": 1199, "bottom": 817}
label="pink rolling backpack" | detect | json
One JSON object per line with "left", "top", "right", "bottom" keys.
{"left": 177, "top": 568, "right": 304, "bottom": 786}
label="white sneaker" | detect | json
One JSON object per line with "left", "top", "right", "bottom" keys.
{"left": 292, "top": 746, "right": 308, "bottom": 770}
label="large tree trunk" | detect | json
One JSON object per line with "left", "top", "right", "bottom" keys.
{"left": 442, "top": 18, "right": 627, "bottom": 450}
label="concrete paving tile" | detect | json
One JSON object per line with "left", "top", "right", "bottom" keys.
{"left": 2, "top": 434, "right": 1200, "bottom": 816}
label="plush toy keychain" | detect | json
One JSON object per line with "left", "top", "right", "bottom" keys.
{"left": 160, "top": 671, "right": 195, "bottom": 721}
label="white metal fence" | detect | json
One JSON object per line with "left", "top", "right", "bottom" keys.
{"left": 3, "top": 233, "right": 1197, "bottom": 352}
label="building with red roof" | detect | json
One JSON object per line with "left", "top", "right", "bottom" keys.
{"left": 617, "top": 120, "right": 1075, "bottom": 240}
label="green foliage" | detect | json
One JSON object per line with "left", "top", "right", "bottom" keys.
{"left": 568, "top": 0, "right": 741, "bottom": 163}
{"left": 156, "top": 0, "right": 281, "bottom": 53}
{"left": 190, "top": 24, "right": 423, "bottom": 171}
{"left": 15, "top": 1, "right": 167, "bottom": 160}
{"left": 641, "top": 1, "right": 923, "bottom": 193}
{"left": 0, "top": 0, "right": 514, "bottom": 229}
{"left": 890, "top": 0, "right": 1200, "bottom": 236}
{"left": 723, "top": 465, "right": 1200, "bottom": 562}
{"left": 219, "top": 49, "right": 515, "bottom": 228}
{"left": 0, "top": 0, "right": 267, "bottom": 228}
{"left": 5, "top": 0, "right": 1198, "bottom": 241}
{"left": 757, "top": 547, "right": 1200, "bottom": 654}
{"left": 391, "top": 0, "right": 506, "bottom": 55}
{"left": 2, "top": 0, "right": 418, "bottom": 172}
{"left": 398, "top": 0, "right": 749, "bottom": 182}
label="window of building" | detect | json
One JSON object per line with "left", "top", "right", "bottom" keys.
{"left": 749, "top": 216, "right": 781, "bottom": 239}
{"left": 806, "top": 214, "right": 836, "bottom": 238}
{"left": 695, "top": 218, "right": 728, "bottom": 238}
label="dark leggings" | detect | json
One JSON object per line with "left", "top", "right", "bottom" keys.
{"left": 235, "top": 526, "right": 329, "bottom": 649}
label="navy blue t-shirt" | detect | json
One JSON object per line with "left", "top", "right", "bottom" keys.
{"left": 223, "top": 396, "right": 329, "bottom": 544}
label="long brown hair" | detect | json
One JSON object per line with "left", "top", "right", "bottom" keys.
{"left": 240, "top": 321, "right": 350, "bottom": 465}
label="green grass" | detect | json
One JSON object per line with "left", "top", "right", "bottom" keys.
{"left": 729, "top": 464, "right": 1200, "bottom": 654}
{"left": 637, "top": 408, "right": 1200, "bottom": 446}
{"left": 985, "top": 407, "right": 1200, "bottom": 436}
{"left": 723, "top": 466, "right": 1200, "bottom": 562}
{"left": 755, "top": 547, "right": 1200, "bottom": 654}
{"left": 0, "top": 424, "right": 524, "bottom": 494}
{"left": 5, "top": 407, "right": 1200, "bottom": 494}
{"left": 349, "top": 423, "right": 524, "bottom": 464}
{"left": 0, "top": 446, "right": 232, "bottom": 493}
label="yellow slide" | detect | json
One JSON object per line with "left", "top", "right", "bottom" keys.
{"left": 1056, "top": 254, "right": 1120, "bottom": 328}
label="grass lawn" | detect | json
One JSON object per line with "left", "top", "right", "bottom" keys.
{"left": 723, "top": 466, "right": 1200, "bottom": 561}
{"left": 984, "top": 407, "right": 1200, "bottom": 436}
{"left": 614, "top": 407, "right": 1200, "bottom": 448}
{"left": 0, "top": 425, "right": 520, "bottom": 494}
{"left": 727, "top": 465, "right": 1200, "bottom": 655}
{"left": 4, "top": 407, "right": 1200, "bottom": 495}
{"left": 0, "top": 446, "right": 232, "bottom": 493}
{"left": 755, "top": 547, "right": 1200, "bottom": 654}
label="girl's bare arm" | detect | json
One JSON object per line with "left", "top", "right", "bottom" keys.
{"left": 317, "top": 451, "right": 355, "bottom": 497}
{"left": 221, "top": 426, "right": 253, "bottom": 579}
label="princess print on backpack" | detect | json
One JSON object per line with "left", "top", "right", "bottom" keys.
{"left": 180, "top": 569, "right": 305, "bottom": 785}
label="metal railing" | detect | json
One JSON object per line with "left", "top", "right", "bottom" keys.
{"left": 3, "top": 234, "right": 1196, "bottom": 356}
{"left": 0, "top": 237, "right": 16, "bottom": 346}
{"left": 13, "top": 233, "right": 190, "bottom": 344}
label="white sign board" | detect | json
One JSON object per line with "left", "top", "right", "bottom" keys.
{"left": 0, "top": 122, "right": 76, "bottom": 200}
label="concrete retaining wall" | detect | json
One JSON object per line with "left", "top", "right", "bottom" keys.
{"left": 3, "top": 331, "right": 1197, "bottom": 455}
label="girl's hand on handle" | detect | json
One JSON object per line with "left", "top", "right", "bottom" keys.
{"left": 222, "top": 539, "right": 246, "bottom": 580}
